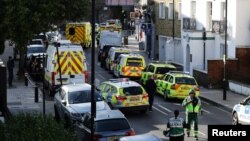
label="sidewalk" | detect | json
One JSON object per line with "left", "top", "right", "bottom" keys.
{"left": 125, "top": 34, "right": 248, "bottom": 112}
{"left": 0, "top": 41, "right": 53, "bottom": 116}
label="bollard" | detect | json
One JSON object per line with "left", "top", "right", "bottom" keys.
{"left": 35, "top": 84, "right": 38, "bottom": 103}
{"left": 25, "top": 73, "right": 28, "bottom": 86}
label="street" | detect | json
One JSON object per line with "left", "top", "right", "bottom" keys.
{"left": 82, "top": 48, "right": 232, "bottom": 141}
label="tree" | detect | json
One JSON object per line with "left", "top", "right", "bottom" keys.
{"left": 4, "top": 0, "right": 91, "bottom": 77}
{"left": 0, "top": 0, "right": 8, "bottom": 54}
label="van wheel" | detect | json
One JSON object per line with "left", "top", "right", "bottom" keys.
{"left": 49, "top": 89, "right": 55, "bottom": 97}
{"left": 164, "top": 91, "right": 169, "bottom": 101}
{"left": 54, "top": 105, "right": 60, "bottom": 121}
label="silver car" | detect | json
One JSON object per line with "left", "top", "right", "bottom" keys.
{"left": 54, "top": 83, "right": 110, "bottom": 126}
{"left": 232, "top": 96, "right": 250, "bottom": 125}
{"left": 118, "top": 134, "right": 163, "bottom": 141}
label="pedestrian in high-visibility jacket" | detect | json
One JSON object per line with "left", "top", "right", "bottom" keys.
{"left": 182, "top": 89, "right": 201, "bottom": 140}
{"left": 166, "top": 110, "right": 186, "bottom": 141}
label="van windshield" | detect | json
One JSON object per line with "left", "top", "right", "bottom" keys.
{"left": 126, "top": 58, "right": 142, "bottom": 67}
{"left": 114, "top": 52, "right": 129, "bottom": 60}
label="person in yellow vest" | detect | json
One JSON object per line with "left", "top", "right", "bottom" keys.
{"left": 182, "top": 89, "right": 201, "bottom": 140}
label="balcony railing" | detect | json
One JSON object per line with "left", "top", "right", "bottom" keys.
{"left": 212, "top": 20, "right": 225, "bottom": 33}
{"left": 183, "top": 18, "right": 196, "bottom": 30}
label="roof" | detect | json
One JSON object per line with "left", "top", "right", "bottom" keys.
{"left": 149, "top": 63, "right": 176, "bottom": 68}
{"left": 95, "top": 110, "right": 125, "bottom": 121}
{"left": 27, "top": 44, "right": 44, "bottom": 48}
{"left": 111, "top": 47, "right": 131, "bottom": 52}
{"left": 120, "top": 53, "right": 143, "bottom": 58}
{"left": 105, "top": 80, "right": 142, "bottom": 88}
{"left": 119, "top": 134, "right": 162, "bottom": 141}
{"left": 166, "top": 71, "right": 194, "bottom": 78}
{"left": 61, "top": 83, "right": 91, "bottom": 93}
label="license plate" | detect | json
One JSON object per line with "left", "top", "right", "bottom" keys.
{"left": 181, "top": 86, "right": 190, "bottom": 90}
{"left": 130, "top": 70, "right": 138, "bottom": 72}
{"left": 108, "top": 136, "right": 118, "bottom": 141}
{"left": 130, "top": 96, "right": 139, "bottom": 101}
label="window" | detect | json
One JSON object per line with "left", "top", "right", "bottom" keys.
{"left": 178, "top": 3, "right": 182, "bottom": 20}
{"left": 175, "top": 77, "right": 196, "bottom": 85}
{"left": 191, "top": 1, "right": 196, "bottom": 19}
{"left": 103, "top": 84, "right": 111, "bottom": 93}
{"left": 156, "top": 67, "right": 176, "bottom": 74}
{"left": 68, "top": 90, "right": 102, "bottom": 104}
{"left": 95, "top": 119, "right": 130, "bottom": 132}
{"left": 122, "top": 86, "right": 143, "bottom": 96}
{"left": 168, "top": 3, "right": 174, "bottom": 19}
{"left": 169, "top": 76, "right": 174, "bottom": 83}
{"left": 159, "top": 2, "right": 165, "bottom": 19}
{"left": 164, "top": 75, "right": 171, "bottom": 81}
{"left": 147, "top": 65, "right": 155, "bottom": 73}
{"left": 126, "top": 58, "right": 142, "bottom": 67}
{"left": 110, "top": 86, "right": 117, "bottom": 93}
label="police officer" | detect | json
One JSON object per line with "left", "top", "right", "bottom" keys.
{"left": 7, "top": 56, "right": 15, "bottom": 87}
{"left": 145, "top": 74, "right": 157, "bottom": 111}
{"left": 166, "top": 110, "right": 186, "bottom": 141}
{"left": 182, "top": 89, "right": 201, "bottom": 140}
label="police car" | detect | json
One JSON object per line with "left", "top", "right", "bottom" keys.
{"left": 96, "top": 78, "right": 149, "bottom": 113}
{"left": 140, "top": 61, "right": 176, "bottom": 85}
{"left": 232, "top": 96, "right": 250, "bottom": 125}
{"left": 155, "top": 71, "right": 200, "bottom": 100}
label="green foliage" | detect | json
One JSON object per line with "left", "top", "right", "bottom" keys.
{"left": 0, "top": 114, "right": 77, "bottom": 141}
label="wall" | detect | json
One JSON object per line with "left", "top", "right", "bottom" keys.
{"left": 207, "top": 59, "right": 238, "bottom": 88}
{"left": 229, "top": 80, "right": 250, "bottom": 96}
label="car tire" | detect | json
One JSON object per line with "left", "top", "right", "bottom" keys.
{"left": 164, "top": 91, "right": 169, "bottom": 101}
{"left": 54, "top": 105, "right": 60, "bottom": 121}
{"left": 232, "top": 112, "right": 239, "bottom": 125}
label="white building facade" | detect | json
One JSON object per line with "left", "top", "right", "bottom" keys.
{"left": 181, "top": 0, "right": 250, "bottom": 74}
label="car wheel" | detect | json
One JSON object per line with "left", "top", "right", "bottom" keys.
{"left": 54, "top": 105, "right": 60, "bottom": 121}
{"left": 140, "top": 109, "right": 148, "bottom": 114}
{"left": 232, "top": 112, "right": 239, "bottom": 125}
{"left": 164, "top": 91, "right": 169, "bottom": 101}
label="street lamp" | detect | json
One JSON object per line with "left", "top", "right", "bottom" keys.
{"left": 223, "top": 0, "right": 228, "bottom": 100}
{"left": 173, "top": 0, "right": 175, "bottom": 59}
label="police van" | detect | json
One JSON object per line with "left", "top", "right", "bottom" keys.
{"left": 113, "top": 54, "right": 146, "bottom": 79}
{"left": 105, "top": 47, "right": 131, "bottom": 71}
{"left": 44, "top": 40, "right": 88, "bottom": 96}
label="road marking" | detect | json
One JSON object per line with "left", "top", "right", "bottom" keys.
{"left": 202, "top": 108, "right": 211, "bottom": 114}
{"left": 215, "top": 106, "right": 230, "bottom": 113}
{"left": 201, "top": 100, "right": 210, "bottom": 105}
{"left": 153, "top": 106, "right": 168, "bottom": 116}
{"left": 174, "top": 103, "right": 181, "bottom": 106}
{"left": 157, "top": 104, "right": 172, "bottom": 113}
{"left": 198, "top": 131, "right": 206, "bottom": 136}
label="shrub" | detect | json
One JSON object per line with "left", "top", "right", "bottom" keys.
{"left": 0, "top": 113, "right": 77, "bottom": 141}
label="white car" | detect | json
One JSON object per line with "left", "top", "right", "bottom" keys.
{"left": 26, "top": 44, "right": 46, "bottom": 60}
{"left": 54, "top": 83, "right": 110, "bottom": 126}
{"left": 232, "top": 96, "right": 250, "bottom": 125}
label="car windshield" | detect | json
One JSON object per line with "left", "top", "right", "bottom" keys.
{"left": 126, "top": 58, "right": 143, "bottom": 67}
{"left": 30, "top": 40, "right": 42, "bottom": 45}
{"left": 68, "top": 91, "right": 102, "bottom": 104}
{"left": 114, "top": 52, "right": 129, "bottom": 60}
{"left": 155, "top": 67, "right": 176, "bottom": 74}
{"left": 175, "top": 77, "right": 196, "bottom": 85}
{"left": 122, "top": 86, "right": 143, "bottom": 96}
{"left": 95, "top": 119, "right": 130, "bottom": 132}
{"left": 27, "top": 47, "right": 45, "bottom": 54}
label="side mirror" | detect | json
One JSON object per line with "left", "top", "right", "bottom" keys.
{"left": 61, "top": 100, "right": 67, "bottom": 105}
{"left": 240, "top": 101, "right": 245, "bottom": 105}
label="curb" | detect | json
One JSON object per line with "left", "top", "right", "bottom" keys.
{"left": 200, "top": 96, "right": 233, "bottom": 113}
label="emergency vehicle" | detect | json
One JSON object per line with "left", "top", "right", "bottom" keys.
{"left": 105, "top": 47, "right": 131, "bottom": 71}
{"left": 96, "top": 78, "right": 149, "bottom": 113}
{"left": 98, "top": 30, "right": 122, "bottom": 62}
{"left": 140, "top": 61, "right": 176, "bottom": 85}
{"left": 44, "top": 40, "right": 88, "bottom": 96}
{"left": 113, "top": 54, "right": 146, "bottom": 79}
{"left": 155, "top": 71, "right": 200, "bottom": 100}
{"left": 66, "top": 22, "right": 91, "bottom": 48}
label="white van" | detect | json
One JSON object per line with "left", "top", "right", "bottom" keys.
{"left": 105, "top": 47, "right": 131, "bottom": 71}
{"left": 44, "top": 40, "right": 88, "bottom": 96}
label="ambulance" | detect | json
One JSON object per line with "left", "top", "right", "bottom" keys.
{"left": 66, "top": 22, "right": 91, "bottom": 48}
{"left": 44, "top": 40, "right": 88, "bottom": 96}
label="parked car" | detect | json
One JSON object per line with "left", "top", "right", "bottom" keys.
{"left": 232, "top": 96, "right": 250, "bottom": 125}
{"left": 155, "top": 71, "right": 200, "bottom": 100}
{"left": 54, "top": 83, "right": 110, "bottom": 126}
{"left": 118, "top": 134, "right": 163, "bottom": 141}
{"left": 26, "top": 44, "right": 46, "bottom": 60}
{"left": 76, "top": 110, "right": 135, "bottom": 141}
